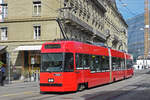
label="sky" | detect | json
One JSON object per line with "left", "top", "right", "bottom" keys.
{"left": 116, "top": 0, "right": 146, "bottom": 20}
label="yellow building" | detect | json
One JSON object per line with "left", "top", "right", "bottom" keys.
{"left": 0, "top": 0, "right": 127, "bottom": 80}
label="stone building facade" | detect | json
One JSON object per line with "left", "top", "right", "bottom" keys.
{"left": 0, "top": 0, "right": 127, "bottom": 80}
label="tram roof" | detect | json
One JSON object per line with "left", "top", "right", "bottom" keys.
{"left": 41, "top": 40, "right": 131, "bottom": 59}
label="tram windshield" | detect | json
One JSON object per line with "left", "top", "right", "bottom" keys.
{"left": 41, "top": 53, "right": 74, "bottom": 72}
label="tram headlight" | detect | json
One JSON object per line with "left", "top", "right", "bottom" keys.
{"left": 48, "top": 78, "right": 54, "bottom": 82}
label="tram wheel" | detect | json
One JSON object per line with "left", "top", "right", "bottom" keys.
{"left": 113, "top": 78, "right": 116, "bottom": 82}
{"left": 124, "top": 76, "right": 126, "bottom": 80}
{"left": 78, "top": 84, "right": 85, "bottom": 91}
{"left": 40, "top": 91, "right": 45, "bottom": 94}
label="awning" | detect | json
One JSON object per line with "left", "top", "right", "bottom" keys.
{"left": 15, "top": 45, "right": 42, "bottom": 51}
{"left": 0, "top": 46, "right": 7, "bottom": 51}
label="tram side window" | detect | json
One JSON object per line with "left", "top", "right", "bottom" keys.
{"left": 112, "top": 57, "right": 124, "bottom": 70}
{"left": 83, "top": 54, "right": 90, "bottom": 69}
{"left": 76, "top": 54, "right": 110, "bottom": 72}
{"left": 101, "top": 56, "right": 109, "bottom": 71}
{"left": 106, "top": 56, "right": 110, "bottom": 70}
{"left": 64, "top": 53, "right": 74, "bottom": 72}
{"left": 95, "top": 56, "right": 101, "bottom": 71}
{"left": 76, "top": 54, "right": 90, "bottom": 69}
{"left": 90, "top": 55, "right": 94, "bottom": 71}
{"left": 117, "top": 58, "right": 122, "bottom": 70}
{"left": 120, "top": 58, "right": 125, "bottom": 70}
{"left": 90, "top": 55, "right": 101, "bottom": 71}
{"left": 76, "top": 54, "right": 82, "bottom": 69}
{"left": 112, "top": 57, "right": 119, "bottom": 70}
{"left": 89, "top": 55, "right": 110, "bottom": 72}
{"left": 127, "top": 59, "right": 133, "bottom": 69}
{"left": 112, "top": 57, "right": 116, "bottom": 70}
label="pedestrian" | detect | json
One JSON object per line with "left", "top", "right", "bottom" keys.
{"left": 0, "top": 67, "right": 2, "bottom": 85}
{"left": 0, "top": 64, "right": 6, "bottom": 86}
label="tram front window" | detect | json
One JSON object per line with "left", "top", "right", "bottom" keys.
{"left": 41, "top": 53, "right": 74, "bottom": 72}
{"left": 41, "top": 53, "right": 63, "bottom": 72}
{"left": 64, "top": 53, "right": 74, "bottom": 72}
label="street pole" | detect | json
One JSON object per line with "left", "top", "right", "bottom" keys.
{"left": 7, "top": 52, "right": 11, "bottom": 84}
{"left": 144, "top": 0, "right": 149, "bottom": 68}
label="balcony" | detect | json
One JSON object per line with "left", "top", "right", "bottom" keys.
{"left": 91, "top": 0, "right": 107, "bottom": 13}
{"left": 62, "top": 11, "right": 107, "bottom": 41}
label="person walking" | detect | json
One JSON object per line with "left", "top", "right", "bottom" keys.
{"left": 0, "top": 67, "right": 2, "bottom": 85}
{"left": 0, "top": 64, "right": 6, "bottom": 86}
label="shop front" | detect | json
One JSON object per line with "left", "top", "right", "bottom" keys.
{"left": 15, "top": 45, "right": 41, "bottom": 81}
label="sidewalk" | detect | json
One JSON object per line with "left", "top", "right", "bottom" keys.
{"left": 11, "top": 79, "right": 39, "bottom": 84}
{"left": 1, "top": 79, "right": 39, "bottom": 88}
{"left": 0, "top": 79, "right": 40, "bottom": 99}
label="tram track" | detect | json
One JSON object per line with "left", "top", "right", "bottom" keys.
{"left": 85, "top": 84, "right": 140, "bottom": 100}
{"left": 105, "top": 85, "right": 141, "bottom": 100}
{"left": 84, "top": 74, "right": 147, "bottom": 100}
{"left": 6, "top": 91, "right": 58, "bottom": 100}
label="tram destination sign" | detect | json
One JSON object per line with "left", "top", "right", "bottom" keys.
{"left": 45, "top": 44, "right": 61, "bottom": 49}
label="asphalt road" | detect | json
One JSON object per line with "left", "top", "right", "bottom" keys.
{"left": 0, "top": 69, "right": 150, "bottom": 100}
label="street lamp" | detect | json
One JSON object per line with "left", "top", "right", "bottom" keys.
{"left": 140, "top": 27, "right": 144, "bottom": 31}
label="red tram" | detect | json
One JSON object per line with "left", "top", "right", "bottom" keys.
{"left": 40, "top": 41, "right": 133, "bottom": 92}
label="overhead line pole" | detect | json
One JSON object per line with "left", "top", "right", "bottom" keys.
{"left": 144, "top": 0, "right": 149, "bottom": 68}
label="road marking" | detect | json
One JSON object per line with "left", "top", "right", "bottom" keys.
{"left": 0, "top": 91, "right": 38, "bottom": 98}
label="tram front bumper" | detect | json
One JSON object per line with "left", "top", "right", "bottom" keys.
{"left": 40, "top": 83, "right": 77, "bottom": 92}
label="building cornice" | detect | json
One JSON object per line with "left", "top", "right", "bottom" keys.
{"left": 0, "top": 39, "right": 53, "bottom": 43}
{"left": 0, "top": 17, "right": 57, "bottom": 23}
{"left": 106, "top": 0, "right": 128, "bottom": 27}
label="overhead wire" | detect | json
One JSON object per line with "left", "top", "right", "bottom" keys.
{"left": 117, "top": 3, "right": 132, "bottom": 19}
{"left": 118, "top": 0, "right": 145, "bottom": 57}
{"left": 118, "top": 0, "right": 143, "bottom": 19}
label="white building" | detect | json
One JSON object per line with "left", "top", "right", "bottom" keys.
{"left": 133, "top": 60, "right": 150, "bottom": 70}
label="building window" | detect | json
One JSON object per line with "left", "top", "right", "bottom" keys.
{"left": 1, "top": 27, "right": 8, "bottom": 40}
{"left": 33, "top": 1, "right": 41, "bottom": 16}
{"left": 34, "top": 26, "right": 41, "bottom": 40}
{"left": 1, "top": 4, "right": 8, "bottom": 18}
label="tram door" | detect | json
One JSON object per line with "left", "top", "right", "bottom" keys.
{"left": 75, "top": 54, "right": 87, "bottom": 84}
